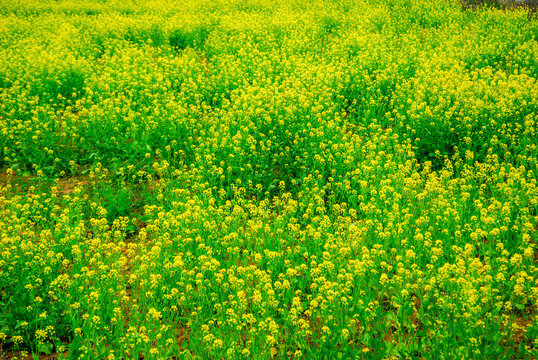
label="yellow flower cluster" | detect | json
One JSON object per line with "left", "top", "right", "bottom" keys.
{"left": 0, "top": 0, "right": 537, "bottom": 358}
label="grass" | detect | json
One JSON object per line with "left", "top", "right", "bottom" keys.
{"left": 0, "top": 0, "right": 537, "bottom": 359}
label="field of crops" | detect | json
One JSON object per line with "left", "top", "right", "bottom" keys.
{"left": 0, "top": 0, "right": 537, "bottom": 358}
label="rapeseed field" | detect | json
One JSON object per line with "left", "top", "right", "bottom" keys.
{"left": 0, "top": 0, "right": 537, "bottom": 358}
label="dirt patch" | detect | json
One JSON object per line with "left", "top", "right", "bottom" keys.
{"left": 54, "top": 176, "right": 90, "bottom": 196}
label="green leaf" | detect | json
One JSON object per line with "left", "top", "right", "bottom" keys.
{"left": 37, "top": 341, "right": 53, "bottom": 355}
{"left": 386, "top": 312, "right": 400, "bottom": 327}
{"left": 70, "top": 336, "right": 83, "bottom": 352}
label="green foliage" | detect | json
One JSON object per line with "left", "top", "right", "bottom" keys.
{"left": 30, "top": 66, "right": 86, "bottom": 104}
{"left": 169, "top": 24, "right": 211, "bottom": 50}
{"left": 0, "top": 0, "right": 537, "bottom": 359}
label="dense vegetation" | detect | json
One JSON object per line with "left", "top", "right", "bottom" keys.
{"left": 0, "top": 0, "right": 537, "bottom": 358}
